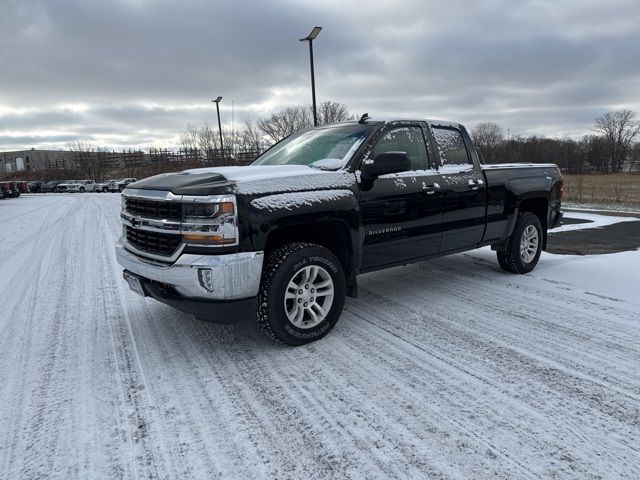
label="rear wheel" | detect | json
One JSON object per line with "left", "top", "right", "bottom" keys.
{"left": 257, "top": 242, "right": 346, "bottom": 346}
{"left": 496, "top": 212, "right": 543, "bottom": 274}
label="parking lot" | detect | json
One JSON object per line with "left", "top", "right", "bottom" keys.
{"left": 1, "top": 194, "right": 639, "bottom": 479}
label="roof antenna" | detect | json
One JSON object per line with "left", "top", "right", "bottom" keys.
{"left": 358, "top": 113, "right": 370, "bottom": 124}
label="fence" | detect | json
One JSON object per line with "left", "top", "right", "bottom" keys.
{"left": 1, "top": 148, "right": 262, "bottom": 182}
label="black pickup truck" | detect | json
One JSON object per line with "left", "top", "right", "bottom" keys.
{"left": 116, "top": 118, "right": 563, "bottom": 345}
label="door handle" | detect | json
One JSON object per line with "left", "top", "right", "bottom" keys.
{"left": 467, "top": 179, "right": 484, "bottom": 190}
{"left": 423, "top": 182, "right": 440, "bottom": 195}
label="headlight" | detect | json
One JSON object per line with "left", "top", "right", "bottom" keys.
{"left": 181, "top": 196, "right": 238, "bottom": 246}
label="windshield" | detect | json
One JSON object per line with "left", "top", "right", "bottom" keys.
{"left": 252, "top": 124, "right": 371, "bottom": 168}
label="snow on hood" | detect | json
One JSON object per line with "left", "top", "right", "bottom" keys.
{"left": 132, "top": 165, "right": 356, "bottom": 196}
{"left": 183, "top": 165, "right": 356, "bottom": 196}
{"left": 183, "top": 165, "right": 327, "bottom": 184}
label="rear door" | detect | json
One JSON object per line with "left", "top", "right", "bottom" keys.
{"left": 429, "top": 124, "right": 486, "bottom": 252}
{"left": 358, "top": 123, "right": 443, "bottom": 269}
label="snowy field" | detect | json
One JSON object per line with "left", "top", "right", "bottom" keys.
{"left": 1, "top": 193, "right": 639, "bottom": 479}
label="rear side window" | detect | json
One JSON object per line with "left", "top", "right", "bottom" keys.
{"left": 371, "top": 126, "right": 429, "bottom": 170}
{"left": 432, "top": 127, "right": 470, "bottom": 167}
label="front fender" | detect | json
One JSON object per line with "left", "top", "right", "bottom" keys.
{"left": 243, "top": 189, "right": 361, "bottom": 268}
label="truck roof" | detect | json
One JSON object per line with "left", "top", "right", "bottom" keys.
{"left": 338, "top": 117, "right": 464, "bottom": 129}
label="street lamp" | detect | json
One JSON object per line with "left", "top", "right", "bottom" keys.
{"left": 210, "top": 96, "right": 224, "bottom": 159}
{"left": 299, "top": 26, "right": 322, "bottom": 127}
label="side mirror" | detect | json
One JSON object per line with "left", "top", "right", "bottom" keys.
{"left": 361, "top": 152, "right": 411, "bottom": 180}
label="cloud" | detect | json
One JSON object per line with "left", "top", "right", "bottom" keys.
{"left": 0, "top": 0, "right": 639, "bottom": 150}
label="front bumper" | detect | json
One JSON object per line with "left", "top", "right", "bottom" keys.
{"left": 115, "top": 239, "right": 264, "bottom": 300}
{"left": 123, "top": 270, "right": 256, "bottom": 322}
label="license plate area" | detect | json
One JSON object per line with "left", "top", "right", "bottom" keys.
{"left": 123, "top": 271, "right": 145, "bottom": 296}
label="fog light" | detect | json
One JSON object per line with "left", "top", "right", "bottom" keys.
{"left": 198, "top": 268, "right": 214, "bottom": 292}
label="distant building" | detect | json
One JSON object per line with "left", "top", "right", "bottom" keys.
{"left": 1, "top": 149, "right": 76, "bottom": 172}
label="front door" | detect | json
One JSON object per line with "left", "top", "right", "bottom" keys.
{"left": 358, "top": 124, "right": 443, "bottom": 270}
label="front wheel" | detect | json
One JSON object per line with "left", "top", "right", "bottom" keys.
{"left": 496, "top": 212, "right": 543, "bottom": 274}
{"left": 256, "top": 242, "right": 346, "bottom": 346}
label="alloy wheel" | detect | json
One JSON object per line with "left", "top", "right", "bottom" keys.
{"left": 520, "top": 225, "right": 539, "bottom": 264}
{"left": 284, "top": 265, "right": 335, "bottom": 329}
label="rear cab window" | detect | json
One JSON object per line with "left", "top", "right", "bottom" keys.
{"left": 431, "top": 126, "right": 473, "bottom": 172}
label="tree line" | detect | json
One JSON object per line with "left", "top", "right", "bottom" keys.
{"left": 178, "top": 101, "right": 353, "bottom": 158}
{"left": 182, "top": 104, "right": 639, "bottom": 174}
{"left": 472, "top": 109, "right": 640, "bottom": 173}
{"left": 10, "top": 104, "right": 635, "bottom": 184}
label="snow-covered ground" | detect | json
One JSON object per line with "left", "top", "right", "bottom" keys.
{"left": 551, "top": 210, "right": 638, "bottom": 233}
{"left": 1, "top": 194, "right": 639, "bottom": 479}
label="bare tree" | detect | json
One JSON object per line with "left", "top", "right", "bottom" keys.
{"left": 179, "top": 124, "right": 199, "bottom": 151}
{"left": 197, "top": 123, "right": 220, "bottom": 155}
{"left": 471, "top": 122, "right": 505, "bottom": 163}
{"left": 256, "top": 102, "right": 352, "bottom": 143}
{"left": 593, "top": 109, "right": 640, "bottom": 173}
{"left": 238, "top": 119, "right": 268, "bottom": 154}
{"left": 317, "top": 101, "right": 352, "bottom": 125}
{"left": 257, "top": 105, "right": 313, "bottom": 143}
{"left": 67, "top": 140, "right": 108, "bottom": 181}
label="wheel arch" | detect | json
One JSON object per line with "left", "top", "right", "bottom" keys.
{"left": 262, "top": 217, "right": 359, "bottom": 297}
{"left": 517, "top": 197, "right": 549, "bottom": 249}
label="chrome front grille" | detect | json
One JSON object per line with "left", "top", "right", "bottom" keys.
{"left": 122, "top": 190, "right": 184, "bottom": 261}
{"left": 124, "top": 197, "right": 182, "bottom": 221}
{"left": 125, "top": 226, "right": 182, "bottom": 257}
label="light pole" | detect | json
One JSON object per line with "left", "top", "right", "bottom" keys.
{"left": 299, "top": 26, "right": 322, "bottom": 127}
{"left": 210, "top": 96, "right": 224, "bottom": 159}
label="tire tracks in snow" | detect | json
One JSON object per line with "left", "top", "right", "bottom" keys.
{"left": 349, "top": 271, "right": 640, "bottom": 477}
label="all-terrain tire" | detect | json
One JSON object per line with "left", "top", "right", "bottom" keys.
{"left": 496, "top": 212, "right": 543, "bottom": 274}
{"left": 256, "top": 242, "right": 346, "bottom": 346}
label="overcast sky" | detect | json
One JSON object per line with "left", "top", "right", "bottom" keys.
{"left": 1, "top": 0, "right": 639, "bottom": 151}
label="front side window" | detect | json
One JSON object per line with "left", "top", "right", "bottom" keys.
{"left": 253, "top": 124, "right": 371, "bottom": 168}
{"left": 371, "top": 126, "right": 429, "bottom": 170}
{"left": 432, "top": 127, "right": 470, "bottom": 167}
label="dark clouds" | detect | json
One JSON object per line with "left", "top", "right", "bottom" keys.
{"left": 1, "top": 0, "right": 639, "bottom": 150}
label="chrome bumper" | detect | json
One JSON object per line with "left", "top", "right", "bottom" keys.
{"left": 115, "top": 238, "right": 264, "bottom": 300}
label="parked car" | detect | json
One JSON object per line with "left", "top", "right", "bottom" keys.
{"left": 94, "top": 180, "right": 118, "bottom": 193}
{"left": 0, "top": 182, "right": 12, "bottom": 198}
{"left": 2, "top": 181, "right": 21, "bottom": 198}
{"left": 111, "top": 178, "right": 137, "bottom": 192}
{"left": 15, "top": 181, "right": 29, "bottom": 194}
{"left": 27, "top": 181, "right": 44, "bottom": 193}
{"left": 116, "top": 117, "right": 563, "bottom": 345}
{"left": 67, "top": 179, "right": 96, "bottom": 192}
{"left": 56, "top": 180, "right": 77, "bottom": 192}
{"left": 42, "top": 180, "right": 63, "bottom": 193}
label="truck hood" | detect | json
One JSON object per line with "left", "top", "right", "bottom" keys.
{"left": 129, "top": 165, "right": 355, "bottom": 196}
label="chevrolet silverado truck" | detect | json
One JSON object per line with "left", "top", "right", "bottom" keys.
{"left": 116, "top": 117, "right": 563, "bottom": 345}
